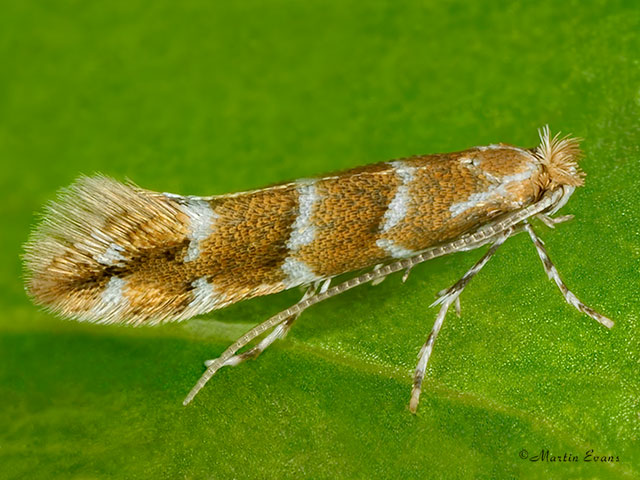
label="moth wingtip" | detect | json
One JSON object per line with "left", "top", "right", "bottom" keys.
{"left": 22, "top": 174, "right": 217, "bottom": 325}
{"left": 22, "top": 175, "right": 150, "bottom": 324}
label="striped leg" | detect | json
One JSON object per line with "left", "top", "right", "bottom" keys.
{"left": 409, "top": 230, "right": 512, "bottom": 413}
{"left": 536, "top": 213, "right": 574, "bottom": 229}
{"left": 524, "top": 223, "right": 613, "bottom": 329}
{"left": 212, "top": 316, "right": 298, "bottom": 368}
{"left": 205, "top": 279, "right": 331, "bottom": 368}
{"left": 436, "top": 287, "right": 461, "bottom": 317}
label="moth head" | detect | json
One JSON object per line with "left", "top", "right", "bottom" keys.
{"left": 533, "top": 125, "right": 585, "bottom": 213}
{"left": 534, "top": 125, "right": 585, "bottom": 187}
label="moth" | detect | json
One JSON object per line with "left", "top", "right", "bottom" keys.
{"left": 24, "top": 126, "right": 612, "bottom": 412}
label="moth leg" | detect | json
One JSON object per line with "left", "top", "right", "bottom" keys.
{"left": 207, "top": 316, "right": 297, "bottom": 368}
{"left": 370, "top": 264, "right": 387, "bottom": 286}
{"left": 184, "top": 282, "right": 328, "bottom": 405}
{"left": 537, "top": 213, "right": 574, "bottom": 229}
{"left": 524, "top": 223, "right": 613, "bottom": 329}
{"left": 409, "top": 230, "right": 512, "bottom": 414}
{"left": 402, "top": 265, "right": 414, "bottom": 283}
{"left": 205, "top": 280, "right": 330, "bottom": 368}
{"left": 436, "top": 288, "right": 461, "bottom": 317}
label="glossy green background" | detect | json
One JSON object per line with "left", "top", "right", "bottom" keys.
{"left": 1, "top": 1, "right": 639, "bottom": 478}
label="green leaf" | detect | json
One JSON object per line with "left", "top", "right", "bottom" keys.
{"left": 1, "top": 1, "right": 638, "bottom": 478}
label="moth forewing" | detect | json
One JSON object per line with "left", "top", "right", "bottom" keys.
{"left": 23, "top": 126, "right": 612, "bottom": 412}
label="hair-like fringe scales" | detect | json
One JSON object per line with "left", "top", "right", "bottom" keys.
{"left": 23, "top": 175, "right": 189, "bottom": 325}
{"left": 535, "top": 125, "right": 585, "bottom": 187}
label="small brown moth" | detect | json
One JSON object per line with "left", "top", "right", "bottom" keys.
{"left": 24, "top": 126, "right": 612, "bottom": 412}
